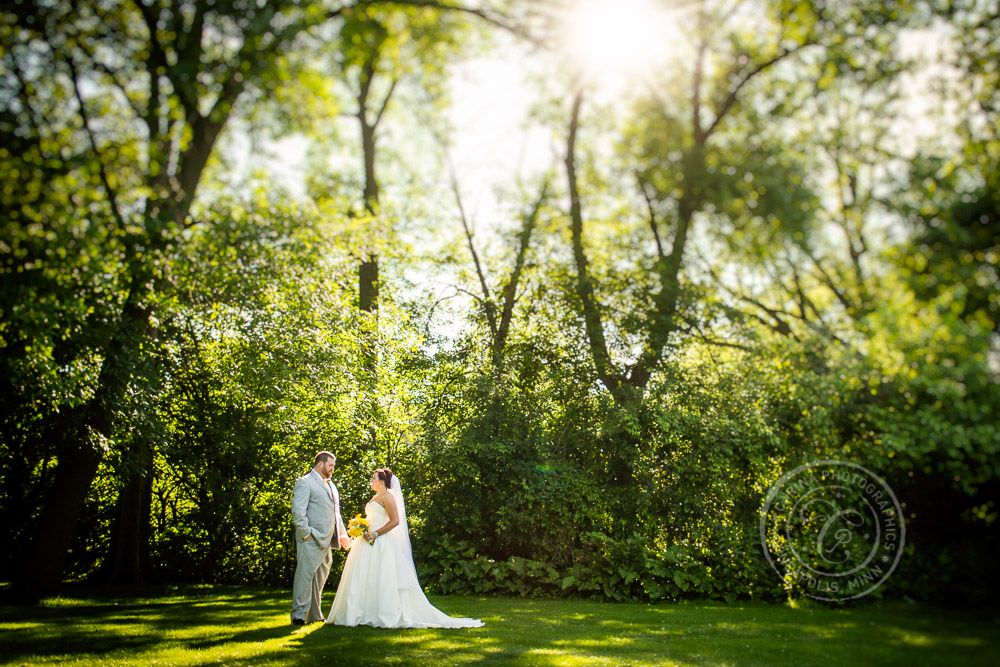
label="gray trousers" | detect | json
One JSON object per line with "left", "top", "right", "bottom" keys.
{"left": 291, "top": 538, "right": 333, "bottom": 622}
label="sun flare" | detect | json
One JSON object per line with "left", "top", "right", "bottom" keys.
{"left": 562, "top": 0, "right": 680, "bottom": 93}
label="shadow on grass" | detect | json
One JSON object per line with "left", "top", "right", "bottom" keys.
{"left": 0, "top": 585, "right": 297, "bottom": 663}
{"left": 0, "top": 588, "right": 997, "bottom": 666}
{"left": 217, "top": 597, "right": 1000, "bottom": 667}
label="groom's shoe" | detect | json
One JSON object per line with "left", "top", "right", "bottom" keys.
{"left": 291, "top": 618, "right": 305, "bottom": 626}
{"left": 316, "top": 617, "right": 326, "bottom": 623}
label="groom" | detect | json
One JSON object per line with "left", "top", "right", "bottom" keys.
{"left": 290, "top": 450, "right": 350, "bottom": 625}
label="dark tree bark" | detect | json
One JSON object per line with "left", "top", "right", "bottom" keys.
{"left": 565, "top": 89, "right": 625, "bottom": 402}
{"left": 356, "top": 39, "right": 396, "bottom": 314}
{"left": 106, "top": 436, "right": 155, "bottom": 586}
{"left": 359, "top": 260, "right": 380, "bottom": 313}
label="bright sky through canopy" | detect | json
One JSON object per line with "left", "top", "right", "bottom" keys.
{"left": 562, "top": 0, "right": 680, "bottom": 96}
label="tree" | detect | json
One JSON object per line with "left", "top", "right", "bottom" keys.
{"left": 0, "top": 0, "right": 512, "bottom": 596}
{"left": 558, "top": 0, "right": 915, "bottom": 403}
{"left": 453, "top": 174, "right": 550, "bottom": 369}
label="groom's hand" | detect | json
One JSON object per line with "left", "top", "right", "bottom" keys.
{"left": 339, "top": 536, "right": 351, "bottom": 549}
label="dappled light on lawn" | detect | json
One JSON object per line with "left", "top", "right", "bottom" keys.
{"left": 1, "top": 589, "right": 997, "bottom": 666}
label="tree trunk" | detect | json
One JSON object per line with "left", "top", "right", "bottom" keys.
{"left": 106, "top": 437, "right": 155, "bottom": 586}
{"left": 16, "top": 436, "right": 104, "bottom": 599}
{"left": 491, "top": 181, "right": 547, "bottom": 369}
{"left": 358, "top": 51, "right": 382, "bottom": 314}
{"left": 14, "top": 277, "right": 152, "bottom": 599}
{"left": 625, "top": 195, "right": 694, "bottom": 390}
{"left": 359, "top": 258, "right": 379, "bottom": 313}
{"left": 565, "top": 90, "right": 624, "bottom": 402}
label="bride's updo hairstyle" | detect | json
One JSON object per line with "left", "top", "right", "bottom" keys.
{"left": 375, "top": 468, "right": 393, "bottom": 489}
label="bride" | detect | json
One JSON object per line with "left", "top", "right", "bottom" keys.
{"left": 326, "top": 468, "right": 483, "bottom": 629}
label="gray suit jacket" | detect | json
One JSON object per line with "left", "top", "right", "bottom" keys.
{"left": 291, "top": 470, "right": 347, "bottom": 549}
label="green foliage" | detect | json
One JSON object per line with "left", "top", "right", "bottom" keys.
{"left": 415, "top": 534, "right": 721, "bottom": 602}
{"left": 1, "top": 0, "right": 997, "bottom": 611}
{"left": 411, "top": 347, "right": 789, "bottom": 603}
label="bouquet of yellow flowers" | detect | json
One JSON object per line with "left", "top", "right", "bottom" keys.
{"left": 347, "top": 514, "right": 373, "bottom": 545}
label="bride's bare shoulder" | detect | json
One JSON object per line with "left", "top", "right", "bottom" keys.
{"left": 373, "top": 492, "right": 396, "bottom": 510}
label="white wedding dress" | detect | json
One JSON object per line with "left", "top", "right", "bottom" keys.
{"left": 326, "top": 483, "right": 483, "bottom": 629}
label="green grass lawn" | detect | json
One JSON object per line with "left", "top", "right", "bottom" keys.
{"left": 1, "top": 586, "right": 997, "bottom": 666}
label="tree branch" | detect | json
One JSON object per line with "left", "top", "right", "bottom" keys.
{"left": 565, "top": 89, "right": 622, "bottom": 400}
{"left": 373, "top": 0, "right": 535, "bottom": 43}
{"left": 692, "top": 37, "right": 708, "bottom": 143}
{"left": 637, "top": 172, "right": 665, "bottom": 259}
{"left": 494, "top": 178, "right": 549, "bottom": 366}
{"left": 67, "top": 57, "right": 129, "bottom": 236}
{"left": 703, "top": 42, "right": 813, "bottom": 139}
{"left": 449, "top": 168, "right": 498, "bottom": 338}
{"left": 374, "top": 78, "right": 399, "bottom": 128}
{"left": 798, "top": 243, "right": 857, "bottom": 314}
{"left": 679, "top": 312, "right": 753, "bottom": 351}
